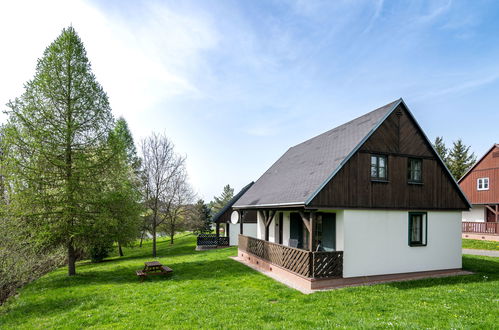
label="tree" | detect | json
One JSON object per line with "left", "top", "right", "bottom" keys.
{"left": 433, "top": 136, "right": 449, "bottom": 165}
{"left": 141, "top": 132, "right": 187, "bottom": 257}
{"left": 210, "top": 184, "right": 234, "bottom": 215}
{"left": 2, "top": 27, "right": 115, "bottom": 275}
{"left": 106, "top": 118, "right": 143, "bottom": 257}
{"left": 447, "top": 139, "right": 476, "bottom": 180}
{"left": 160, "top": 171, "right": 194, "bottom": 244}
{"left": 186, "top": 199, "right": 212, "bottom": 234}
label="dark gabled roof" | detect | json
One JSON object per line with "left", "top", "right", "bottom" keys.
{"left": 458, "top": 143, "right": 499, "bottom": 183}
{"left": 212, "top": 182, "right": 254, "bottom": 223}
{"left": 234, "top": 99, "right": 401, "bottom": 208}
{"left": 234, "top": 98, "right": 471, "bottom": 209}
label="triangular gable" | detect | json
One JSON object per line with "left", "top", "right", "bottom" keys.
{"left": 458, "top": 144, "right": 499, "bottom": 183}
{"left": 307, "top": 100, "right": 471, "bottom": 209}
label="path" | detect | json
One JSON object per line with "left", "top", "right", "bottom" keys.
{"left": 462, "top": 249, "right": 499, "bottom": 257}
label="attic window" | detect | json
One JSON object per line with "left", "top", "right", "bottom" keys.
{"left": 477, "top": 178, "right": 489, "bottom": 191}
{"left": 408, "top": 158, "right": 422, "bottom": 183}
{"left": 493, "top": 151, "right": 499, "bottom": 158}
{"left": 371, "top": 155, "right": 387, "bottom": 180}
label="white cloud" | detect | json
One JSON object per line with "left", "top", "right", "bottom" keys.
{"left": 0, "top": 0, "right": 218, "bottom": 135}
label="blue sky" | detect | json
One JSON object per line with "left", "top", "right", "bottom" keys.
{"left": 1, "top": 0, "right": 499, "bottom": 200}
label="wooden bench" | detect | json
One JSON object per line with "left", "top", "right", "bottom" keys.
{"left": 136, "top": 270, "right": 147, "bottom": 282}
{"left": 160, "top": 265, "right": 173, "bottom": 274}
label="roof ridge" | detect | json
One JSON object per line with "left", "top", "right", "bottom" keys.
{"left": 291, "top": 99, "right": 401, "bottom": 149}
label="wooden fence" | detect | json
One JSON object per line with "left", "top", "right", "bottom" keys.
{"left": 462, "top": 222, "right": 499, "bottom": 235}
{"left": 197, "top": 234, "right": 230, "bottom": 247}
{"left": 238, "top": 235, "right": 343, "bottom": 278}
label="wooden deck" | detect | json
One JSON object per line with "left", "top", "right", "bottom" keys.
{"left": 238, "top": 235, "right": 343, "bottom": 279}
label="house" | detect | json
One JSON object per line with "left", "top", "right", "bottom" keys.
{"left": 231, "top": 98, "right": 471, "bottom": 291}
{"left": 212, "top": 182, "right": 258, "bottom": 246}
{"left": 459, "top": 144, "right": 499, "bottom": 238}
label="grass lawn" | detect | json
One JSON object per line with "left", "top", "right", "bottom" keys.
{"left": 462, "top": 238, "right": 499, "bottom": 251}
{"left": 1, "top": 235, "right": 498, "bottom": 329}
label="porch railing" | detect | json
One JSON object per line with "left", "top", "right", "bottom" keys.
{"left": 238, "top": 234, "right": 343, "bottom": 278}
{"left": 197, "top": 234, "right": 230, "bottom": 247}
{"left": 462, "top": 221, "right": 499, "bottom": 235}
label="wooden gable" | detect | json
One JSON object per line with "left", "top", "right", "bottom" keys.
{"left": 308, "top": 104, "right": 469, "bottom": 210}
{"left": 459, "top": 145, "right": 499, "bottom": 204}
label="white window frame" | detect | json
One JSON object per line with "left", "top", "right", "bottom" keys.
{"left": 477, "top": 177, "right": 489, "bottom": 191}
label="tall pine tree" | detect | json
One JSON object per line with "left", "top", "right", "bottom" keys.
{"left": 3, "top": 27, "right": 115, "bottom": 275}
{"left": 210, "top": 184, "right": 234, "bottom": 215}
{"left": 447, "top": 139, "right": 476, "bottom": 180}
{"left": 433, "top": 136, "right": 449, "bottom": 165}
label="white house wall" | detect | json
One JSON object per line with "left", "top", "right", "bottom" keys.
{"left": 228, "top": 223, "right": 257, "bottom": 246}
{"left": 462, "top": 205, "right": 485, "bottom": 222}
{"left": 342, "top": 210, "right": 462, "bottom": 278}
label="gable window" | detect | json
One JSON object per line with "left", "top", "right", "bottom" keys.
{"left": 408, "top": 158, "right": 422, "bottom": 183}
{"left": 477, "top": 178, "right": 489, "bottom": 191}
{"left": 371, "top": 155, "right": 387, "bottom": 180}
{"left": 408, "top": 212, "right": 427, "bottom": 246}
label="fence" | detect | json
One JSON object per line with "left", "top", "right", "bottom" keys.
{"left": 238, "top": 234, "right": 343, "bottom": 278}
{"left": 196, "top": 234, "right": 230, "bottom": 247}
{"left": 462, "top": 222, "right": 499, "bottom": 235}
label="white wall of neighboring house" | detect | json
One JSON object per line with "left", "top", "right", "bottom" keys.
{"left": 342, "top": 210, "right": 462, "bottom": 278}
{"left": 228, "top": 223, "right": 257, "bottom": 246}
{"left": 461, "top": 205, "right": 485, "bottom": 222}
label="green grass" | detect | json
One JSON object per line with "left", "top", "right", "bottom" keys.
{"left": 462, "top": 238, "right": 499, "bottom": 251}
{"left": 1, "top": 235, "right": 498, "bottom": 329}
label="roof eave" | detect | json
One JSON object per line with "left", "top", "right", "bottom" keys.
{"left": 233, "top": 202, "right": 305, "bottom": 209}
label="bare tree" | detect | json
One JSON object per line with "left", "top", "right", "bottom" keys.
{"left": 160, "top": 169, "right": 195, "bottom": 244}
{"left": 141, "top": 132, "right": 186, "bottom": 257}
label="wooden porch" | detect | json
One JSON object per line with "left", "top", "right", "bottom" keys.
{"left": 238, "top": 235, "right": 343, "bottom": 279}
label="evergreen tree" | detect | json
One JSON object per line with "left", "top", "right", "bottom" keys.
{"left": 3, "top": 27, "right": 115, "bottom": 275}
{"left": 104, "top": 118, "right": 143, "bottom": 258}
{"left": 447, "top": 139, "right": 476, "bottom": 180}
{"left": 433, "top": 136, "right": 449, "bottom": 165}
{"left": 187, "top": 199, "right": 212, "bottom": 234}
{"left": 210, "top": 184, "right": 234, "bottom": 215}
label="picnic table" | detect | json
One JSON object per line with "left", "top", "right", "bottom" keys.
{"left": 136, "top": 261, "right": 172, "bottom": 281}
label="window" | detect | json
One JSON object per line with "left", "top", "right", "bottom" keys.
{"left": 371, "top": 155, "right": 387, "bottom": 180}
{"left": 408, "top": 212, "right": 427, "bottom": 246}
{"left": 407, "top": 158, "right": 422, "bottom": 183}
{"left": 477, "top": 178, "right": 489, "bottom": 191}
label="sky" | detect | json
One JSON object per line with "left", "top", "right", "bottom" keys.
{"left": 1, "top": 0, "right": 498, "bottom": 201}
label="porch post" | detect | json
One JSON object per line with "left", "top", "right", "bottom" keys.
{"left": 259, "top": 210, "right": 276, "bottom": 241}
{"left": 496, "top": 205, "right": 498, "bottom": 222}
{"left": 240, "top": 210, "right": 244, "bottom": 235}
{"left": 309, "top": 211, "right": 316, "bottom": 251}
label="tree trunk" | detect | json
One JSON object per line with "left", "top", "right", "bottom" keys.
{"left": 139, "top": 231, "right": 144, "bottom": 248}
{"left": 68, "top": 239, "right": 76, "bottom": 276}
{"left": 170, "top": 223, "right": 174, "bottom": 244}
{"left": 118, "top": 242, "right": 124, "bottom": 257}
{"left": 152, "top": 219, "right": 157, "bottom": 258}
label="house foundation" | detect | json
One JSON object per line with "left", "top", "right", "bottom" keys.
{"left": 234, "top": 250, "right": 472, "bottom": 294}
